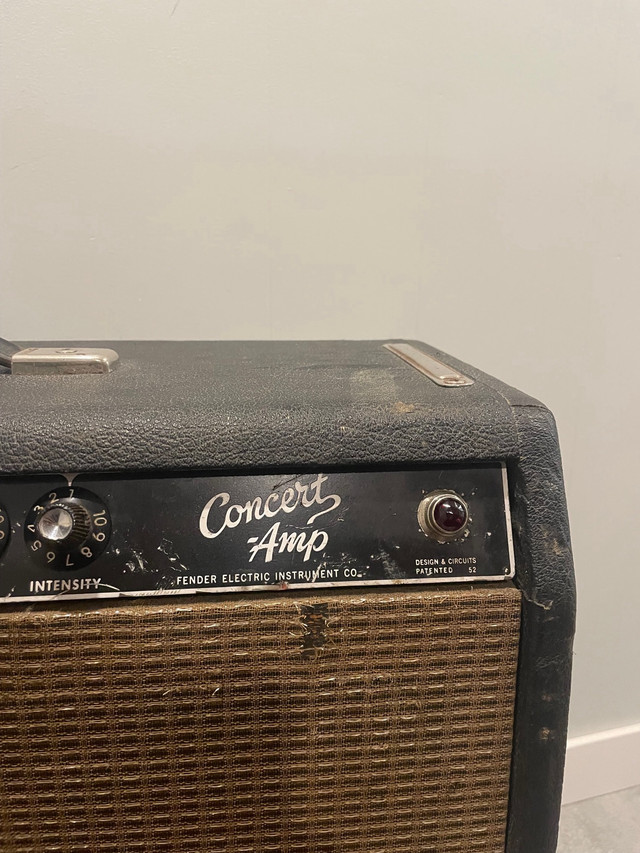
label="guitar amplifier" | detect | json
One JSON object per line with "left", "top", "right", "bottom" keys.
{"left": 0, "top": 339, "right": 575, "bottom": 853}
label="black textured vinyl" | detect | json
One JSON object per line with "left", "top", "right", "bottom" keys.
{"left": 0, "top": 340, "right": 535, "bottom": 474}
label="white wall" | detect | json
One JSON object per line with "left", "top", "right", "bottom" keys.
{"left": 1, "top": 0, "right": 639, "bottom": 739}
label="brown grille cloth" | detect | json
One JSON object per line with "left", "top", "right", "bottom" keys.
{"left": 0, "top": 584, "right": 521, "bottom": 852}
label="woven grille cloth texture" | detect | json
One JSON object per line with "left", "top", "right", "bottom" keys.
{"left": 0, "top": 585, "right": 521, "bottom": 852}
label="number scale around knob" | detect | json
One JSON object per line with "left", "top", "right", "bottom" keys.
{"left": 0, "top": 503, "right": 9, "bottom": 558}
{"left": 24, "top": 487, "right": 111, "bottom": 570}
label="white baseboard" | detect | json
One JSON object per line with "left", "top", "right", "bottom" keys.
{"left": 562, "top": 722, "right": 640, "bottom": 804}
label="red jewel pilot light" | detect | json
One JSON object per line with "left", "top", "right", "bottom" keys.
{"left": 417, "top": 491, "right": 470, "bottom": 541}
{"left": 433, "top": 495, "right": 468, "bottom": 534}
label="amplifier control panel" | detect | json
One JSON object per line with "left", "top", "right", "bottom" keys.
{"left": 0, "top": 464, "right": 515, "bottom": 603}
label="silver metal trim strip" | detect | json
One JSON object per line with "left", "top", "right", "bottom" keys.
{"left": 384, "top": 342, "right": 474, "bottom": 387}
{"left": 0, "top": 573, "right": 514, "bottom": 604}
{"left": 501, "top": 462, "right": 517, "bottom": 579}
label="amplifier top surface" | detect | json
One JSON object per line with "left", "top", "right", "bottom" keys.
{"left": 0, "top": 340, "right": 546, "bottom": 475}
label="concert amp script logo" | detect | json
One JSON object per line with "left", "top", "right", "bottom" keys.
{"left": 199, "top": 474, "right": 342, "bottom": 563}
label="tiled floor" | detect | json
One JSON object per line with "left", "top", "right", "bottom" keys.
{"left": 557, "top": 785, "right": 640, "bottom": 853}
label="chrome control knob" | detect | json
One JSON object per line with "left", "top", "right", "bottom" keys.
{"left": 417, "top": 491, "right": 470, "bottom": 542}
{"left": 36, "top": 502, "right": 91, "bottom": 548}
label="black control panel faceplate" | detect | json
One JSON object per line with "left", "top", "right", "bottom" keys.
{"left": 0, "top": 464, "right": 514, "bottom": 602}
